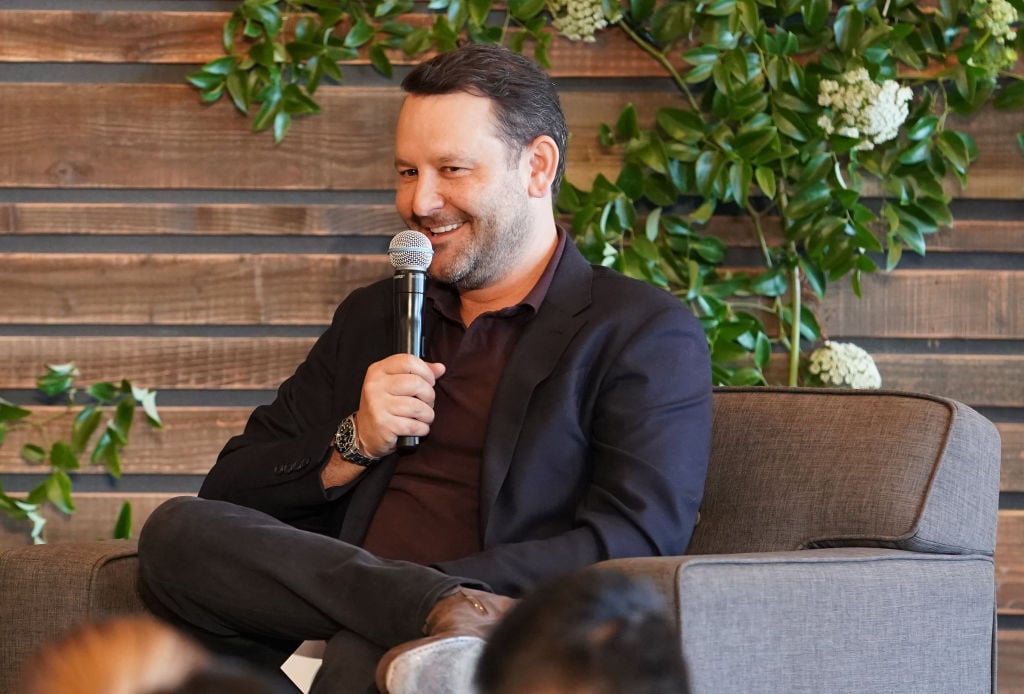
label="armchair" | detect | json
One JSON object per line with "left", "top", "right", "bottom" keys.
{"left": 0, "top": 387, "right": 1001, "bottom": 693}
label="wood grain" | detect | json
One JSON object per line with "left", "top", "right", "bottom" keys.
{"left": 0, "top": 492, "right": 176, "bottom": 549}
{"left": 0, "top": 254, "right": 390, "bottom": 325}
{"left": 1001, "top": 630, "right": 1024, "bottom": 694}
{"left": 0, "top": 407, "right": 249, "bottom": 475}
{"left": 0, "top": 202, "right": 402, "bottom": 236}
{"left": 0, "top": 336, "right": 315, "bottom": 390}
{"left": 1003, "top": 423, "right": 1024, "bottom": 493}
{"left": 7, "top": 205, "right": 1023, "bottom": 258}
{"left": 1, "top": 84, "right": 1021, "bottom": 197}
{"left": 997, "top": 511, "right": 1024, "bottom": 615}
{"left": 0, "top": 10, "right": 662, "bottom": 77}
{"left": 820, "top": 270, "right": 1024, "bottom": 340}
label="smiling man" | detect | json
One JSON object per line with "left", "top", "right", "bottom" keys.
{"left": 137, "top": 44, "right": 712, "bottom": 694}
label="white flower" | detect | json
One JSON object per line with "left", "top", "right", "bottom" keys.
{"left": 548, "top": 0, "right": 619, "bottom": 42}
{"left": 804, "top": 341, "right": 882, "bottom": 389}
{"left": 817, "top": 68, "right": 913, "bottom": 151}
{"left": 974, "top": 0, "right": 1019, "bottom": 44}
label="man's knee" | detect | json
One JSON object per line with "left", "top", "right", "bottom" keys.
{"left": 138, "top": 496, "right": 209, "bottom": 576}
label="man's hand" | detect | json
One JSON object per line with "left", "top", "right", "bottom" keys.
{"left": 357, "top": 353, "right": 446, "bottom": 458}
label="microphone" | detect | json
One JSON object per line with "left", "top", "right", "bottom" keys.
{"left": 387, "top": 230, "right": 434, "bottom": 452}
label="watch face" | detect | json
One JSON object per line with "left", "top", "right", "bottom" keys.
{"left": 336, "top": 416, "right": 376, "bottom": 466}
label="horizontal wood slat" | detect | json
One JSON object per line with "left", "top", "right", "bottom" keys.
{"left": 0, "top": 336, "right": 314, "bottom": 390}
{"left": 6, "top": 205, "right": 1024, "bottom": 256}
{"left": 0, "top": 492, "right": 175, "bottom": 549}
{"left": 0, "top": 407, "right": 248, "bottom": 475}
{"left": 997, "top": 511, "right": 1024, "bottom": 615}
{"left": 5, "top": 254, "right": 1022, "bottom": 342}
{"left": 820, "top": 270, "right": 1024, "bottom": 340}
{"left": 0, "top": 254, "right": 390, "bottom": 325}
{"left": 0, "top": 10, "right": 660, "bottom": 77}
{"left": 1, "top": 84, "right": 1021, "bottom": 197}
{"left": 0, "top": 84, "right": 670, "bottom": 190}
{"left": 761, "top": 353, "right": 1024, "bottom": 407}
{"left": 0, "top": 202, "right": 402, "bottom": 236}
{"left": 1004, "top": 423, "right": 1024, "bottom": 493}
{"left": 1001, "top": 630, "right": 1024, "bottom": 694}
{"left": 2, "top": 335, "right": 1022, "bottom": 400}
{"left": 706, "top": 215, "right": 1024, "bottom": 254}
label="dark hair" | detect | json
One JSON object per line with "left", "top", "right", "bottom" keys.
{"left": 401, "top": 43, "right": 569, "bottom": 200}
{"left": 475, "top": 569, "right": 690, "bottom": 694}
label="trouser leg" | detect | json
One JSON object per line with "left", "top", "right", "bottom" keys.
{"left": 308, "top": 629, "right": 385, "bottom": 694}
{"left": 137, "top": 497, "right": 478, "bottom": 665}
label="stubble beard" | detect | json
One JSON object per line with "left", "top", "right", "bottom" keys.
{"left": 430, "top": 186, "right": 532, "bottom": 292}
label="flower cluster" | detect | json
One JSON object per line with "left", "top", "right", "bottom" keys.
{"left": 547, "top": 0, "right": 618, "bottom": 42}
{"left": 804, "top": 341, "right": 882, "bottom": 389}
{"left": 816, "top": 68, "right": 913, "bottom": 151}
{"left": 974, "top": 0, "right": 1019, "bottom": 44}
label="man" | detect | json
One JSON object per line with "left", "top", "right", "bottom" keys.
{"left": 138, "top": 43, "right": 712, "bottom": 694}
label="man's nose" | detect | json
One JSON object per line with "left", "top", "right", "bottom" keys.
{"left": 411, "top": 174, "right": 444, "bottom": 218}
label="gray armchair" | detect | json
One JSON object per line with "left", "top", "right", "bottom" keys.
{"left": 0, "top": 387, "right": 1001, "bottom": 693}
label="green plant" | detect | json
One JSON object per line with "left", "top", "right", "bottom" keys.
{"left": 0, "top": 363, "right": 162, "bottom": 544}
{"left": 188, "top": 0, "right": 1024, "bottom": 385}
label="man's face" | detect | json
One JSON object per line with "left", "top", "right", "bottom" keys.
{"left": 394, "top": 92, "right": 531, "bottom": 291}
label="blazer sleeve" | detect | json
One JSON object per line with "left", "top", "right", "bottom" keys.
{"left": 198, "top": 283, "right": 390, "bottom": 529}
{"left": 437, "top": 299, "right": 712, "bottom": 595}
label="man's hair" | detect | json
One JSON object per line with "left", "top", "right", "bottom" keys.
{"left": 475, "top": 569, "right": 690, "bottom": 694}
{"left": 401, "top": 43, "right": 569, "bottom": 200}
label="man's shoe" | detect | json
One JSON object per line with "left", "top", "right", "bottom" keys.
{"left": 376, "top": 588, "right": 517, "bottom": 694}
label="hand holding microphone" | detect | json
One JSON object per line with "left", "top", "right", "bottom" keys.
{"left": 389, "top": 230, "right": 433, "bottom": 451}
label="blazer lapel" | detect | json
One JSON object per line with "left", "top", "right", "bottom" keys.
{"left": 478, "top": 243, "right": 593, "bottom": 529}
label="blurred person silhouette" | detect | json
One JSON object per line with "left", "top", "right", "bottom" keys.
{"left": 475, "top": 568, "right": 690, "bottom": 694}
{"left": 14, "top": 614, "right": 291, "bottom": 694}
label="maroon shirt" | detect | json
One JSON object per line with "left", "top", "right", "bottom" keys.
{"left": 360, "top": 231, "right": 567, "bottom": 565}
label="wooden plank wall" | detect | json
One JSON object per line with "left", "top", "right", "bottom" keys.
{"left": 0, "top": 2, "right": 1022, "bottom": 687}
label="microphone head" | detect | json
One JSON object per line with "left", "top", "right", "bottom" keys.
{"left": 388, "top": 230, "right": 434, "bottom": 272}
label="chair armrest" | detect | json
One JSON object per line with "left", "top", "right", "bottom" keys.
{"left": 0, "top": 540, "right": 144, "bottom": 694}
{"left": 596, "top": 548, "right": 996, "bottom": 694}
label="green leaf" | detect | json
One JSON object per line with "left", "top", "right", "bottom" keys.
{"left": 45, "top": 470, "right": 75, "bottom": 515}
{"left": 468, "top": 0, "right": 492, "bottom": 25}
{"left": 630, "top": 0, "right": 657, "bottom": 23}
{"left": 510, "top": 0, "right": 546, "bottom": 20}
{"left": 615, "top": 104, "right": 640, "bottom": 140}
{"left": 50, "top": 442, "right": 80, "bottom": 472}
{"left": 71, "top": 405, "right": 102, "bottom": 453}
{"left": 38, "top": 363, "right": 78, "bottom": 397}
{"left": 995, "top": 80, "right": 1024, "bottom": 110}
{"left": 87, "top": 381, "right": 119, "bottom": 403}
{"left": 801, "top": 0, "right": 829, "bottom": 33}
{"left": 344, "top": 19, "right": 376, "bottom": 48}
{"left": 785, "top": 181, "right": 831, "bottom": 220}
{"left": 113, "top": 398, "right": 135, "bottom": 442}
{"left": 750, "top": 268, "right": 788, "bottom": 297}
{"left": 833, "top": 5, "right": 863, "bottom": 54}
{"left": 113, "top": 502, "right": 133, "bottom": 540}
{"left": 0, "top": 400, "right": 31, "bottom": 423}
{"left": 754, "top": 166, "right": 776, "bottom": 198}
{"left": 798, "top": 256, "right": 827, "bottom": 298}
{"left": 91, "top": 429, "right": 123, "bottom": 478}
{"left": 21, "top": 444, "right": 46, "bottom": 464}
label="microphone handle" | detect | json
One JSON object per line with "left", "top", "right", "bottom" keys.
{"left": 394, "top": 270, "right": 425, "bottom": 451}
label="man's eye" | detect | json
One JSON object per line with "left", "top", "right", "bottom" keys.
{"left": 398, "top": 169, "right": 417, "bottom": 178}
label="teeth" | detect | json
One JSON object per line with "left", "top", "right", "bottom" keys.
{"left": 429, "top": 223, "right": 460, "bottom": 235}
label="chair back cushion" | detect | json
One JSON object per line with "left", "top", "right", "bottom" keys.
{"left": 687, "top": 388, "right": 1001, "bottom": 556}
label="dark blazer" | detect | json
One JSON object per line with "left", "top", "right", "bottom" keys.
{"left": 200, "top": 241, "right": 712, "bottom": 596}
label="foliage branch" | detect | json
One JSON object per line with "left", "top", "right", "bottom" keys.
{"left": 189, "top": 0, "right": 1024, "bottom": 385}
{"left": 0, "top": 364, "right": 162, "bottom": 544}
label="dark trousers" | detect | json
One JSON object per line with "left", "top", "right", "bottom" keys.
{"left": 137, "top": 496, "right": 476, "bottom": 694}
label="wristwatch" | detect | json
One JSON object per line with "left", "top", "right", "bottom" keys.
{"left": 334, "top": 414, "right": 380, "bottom": 467}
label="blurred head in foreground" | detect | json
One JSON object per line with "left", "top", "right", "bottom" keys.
{"left": 475, "top": 568, "right": 690, "bottom": 694}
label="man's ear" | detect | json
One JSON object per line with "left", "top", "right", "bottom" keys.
{"left": 525, "top": 135, "right": 559, "bottom": 199}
